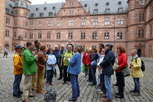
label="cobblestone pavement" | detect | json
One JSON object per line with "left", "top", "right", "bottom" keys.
{"left": 0, "top": 53, "right": 153, "bottom": 102}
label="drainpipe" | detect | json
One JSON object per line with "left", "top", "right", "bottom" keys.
{"left": 114, "top": 14, "right": 116, "bottom": 54}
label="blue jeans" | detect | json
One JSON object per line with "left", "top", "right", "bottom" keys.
{"left": 70, "top": 74, "right": 80, "bottom": 101}
{"left": 100, "top": 74, "right": 106, "bottom": 93}
{"left": 13, "top": 74, "right": 22, "bottom": 95}
{"left": 133, "top": 78, "right": 140, "bottom": 93}
{"left": 104, "top": 75, "right": 112, "bottom": 100}
{"left": 91, "top": 66, "right": 97, "bottom": 85}
{"left": 47, "top": 70, "right": 54, "bottom": 84}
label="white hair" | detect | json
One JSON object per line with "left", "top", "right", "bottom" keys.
{"left": 55, "top": 45, "right": 58, "bottom": 47}
{"left": 61, "top": 44, "right": 65, "bottom": 47}
{"left": 68, "top": 45, "right": 72, "bottom": 48}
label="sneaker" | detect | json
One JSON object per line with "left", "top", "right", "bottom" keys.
{"left": 115, "top": 94, "right": 124, "bottom": 98}
{"left": 130, "top": 90, "right": 136, "bottom": 93}
{"left": 13, "top": 94, "right": 21, "bottom": 98}
{"left": 133, "top": 92, "right": 140, "bottom": 96}
{"left": 46, "top": 84, "right": 49, "bottom": 86}
{"left": 50, "top": 83, "right": 54, "bottom": 85}
{"left": 18, "top": 91, "right": 23, "bottom": 94}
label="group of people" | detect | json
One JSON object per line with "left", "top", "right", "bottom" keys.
{"left": 13, "top": 40, "right": 83, "bottom": 102}
{"left": 82, "top": 43, "right": 144, "bottom": 102}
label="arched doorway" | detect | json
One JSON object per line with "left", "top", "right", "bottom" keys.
{"left": 137, "top": 49, "right": 141, "bottom": 57}
{"left": 5, "top": 44, "right": 9, "bottom": 50}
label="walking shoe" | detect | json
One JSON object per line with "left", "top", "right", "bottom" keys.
{"left": 28, "top": 94, "right": 35, "bottom": 97}
{"left": 90, "top": 84, "right": 96, "bottom": 86}
{"left": 113, "top": 84, "right": 118, "bottom": 86}
{"left": 102, "top": 94, "right": 106, "bottom": 98}
{"left": 13, "top": 94, "right": 21, "bottom": 98}
{"left": 22, "top": 100, "right": 31, "bottom": 102}
{"left": 102, "top": 98, "right": 112, "bottom": 102}
{"left": 18, "top": 91, "right": 23, "bottom": 94}
{"left": 50, "top": 83, "right": 54, "bottom": 85}
{"left": 130, "top": 90, "right": 136, "bottom": 93}
{"left": 58, "top": 78, "right": 62, "bottom": 80}
{"left": 37, "top": 91, "right": 46, "bottom": 94}
{"left": 115, "top": 93, "right": 120, "bottom": 95}
{"left": 46, "top": 84, "right": 49, "bottom": 86}
{"left": 115, "top": 94, "right": 124, "bottom": 98}
{"left": 133, "top": 92, "right": 140, "bottom": 96}
{"left": 69, "top": 98, "right": 77, "bottom": 102}
{"left": 62, "top": 82, "right": 66, "bottom": 84}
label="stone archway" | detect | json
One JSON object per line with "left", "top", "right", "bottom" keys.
{"left": 137, "top": 49, "right": 141, "bottom": 57}
{"left": 4, "top": 44, "right": 9, "bottom": 50}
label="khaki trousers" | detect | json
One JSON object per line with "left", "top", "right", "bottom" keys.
{"left": 32, "top": 67, "right": 38, "bottom": 89}
{"left": 36, "top": 67, "right": 45, "bottom": 92}
{"left": 22, "top": 74, "right": 34, "bottom": 101}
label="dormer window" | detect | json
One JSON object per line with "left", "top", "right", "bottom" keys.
{"left": 93, "top": 9, "right": 98, "bottom": 14}
{"left": 49, "top": 12, "right": 53, "bottom": 16}
{"left": 39, "top": 13, "right": 44, "bottom": 17}
{"left": 105, "top": 8, "right": 110, "bottom": 13}
{"left": 15, "top": 3, "right": 18, "bottom": 5}
{"left": 36, "top": 8, "right": 39, "bottom": 11}
{"left": 11, "top": 11, "right": 13, "bottom": 14}
{"left": 31, "top": 14, "right": 34, "bottom": 17}
{"left": 53, "top": 6, "right": 55, "bottom": 10}
{"left": 118, "top": 7, "right": 123, "bottom": 13}
{"left": 6, "top": 8, "right": 9, "bottom": 13}
{"left": 21, "top": 2, "right": 23, "bottom": 6}
{"left": 95, "top": 3, "right": 98, "bottom": 6}
{"left": 106, "top": 2, "right": 109, "bottom": 6}
{"left": 9, "top": 4, "right": 12, "bottom": 8}
{"left": 44, "top": 7, "right": 47, "bottom": 10}
{"left": 84, "top": 4, "right": 87, "bottom": 7}
{"left": 118, "top": 1, "right": 122, "bottom": 5}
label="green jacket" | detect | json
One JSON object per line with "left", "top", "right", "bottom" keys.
{"left": 23, "top": 48, "right": 37, "bottom": 75}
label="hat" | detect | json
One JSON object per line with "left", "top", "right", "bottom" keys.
{"left": 15, "top": 45, "right": 23, "bottom": 50}
{"left": 55, "top": 45, "right": 58, "bottom": 47}
{"left": 106, "top": 43, "right": 113, "bottom": 47}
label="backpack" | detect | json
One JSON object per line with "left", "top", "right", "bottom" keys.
{"left": 44, "top": 88, "right": 56, "bottom": 102}
{"left": 135, "top": 58, "right": 145, "bottom": 72}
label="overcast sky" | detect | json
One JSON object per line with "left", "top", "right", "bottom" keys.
{"left": 30, "top": 0, "right": 90, "bottom": 5}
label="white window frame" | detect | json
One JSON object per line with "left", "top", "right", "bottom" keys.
{"left": 38, "top": 21, "right": 42, "bottom": 27}
{"left": 30, "top": 21, "right": 33, "bottom": 28}
{"left": 104, "top": 32, "right": 109, "bottom": 39}
{"left": 57, "top": 21, "right": 61, "bottom": 27}
{"left": 105, "top": 19, "right": 110, "bottom": 26}
{"left": 81, "top": 20, "right": 86, "bottom": 26}
{"left": 69, "top": 20, "right": 73, "bottom": 26}
{"left": 118, "top": 18, "right": 123, "bottom": 25}
{"left": 93, "top": 19, "right": 98, "bottom": 26}
{"left": 48, "top": 21, "right": 51, "bottom": 27}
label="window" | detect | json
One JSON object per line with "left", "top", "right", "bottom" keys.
{"left": 39, "top": 13, "right": 44, "bottom": 17}
{"left": 118, "top": 1, "right": 122, "bottom": 5}
{"left": 81, "top": 20, "right": 86, "bottom": 26}
{"left": 30, "top": 21, "right": 33, "bottom": 28}
{"left": 57, "top": 21, "right": 61, "bottom": 27}
{"left": 93, "top": 19, "right": 98, "bottom": 26}
{"left": 38, "top": 21, "right": 42, "bottom": 27}
{"left": 140, "top": 0, "right": 145, "bottom": 5}
{"left": 36, "top": 8, "right": 39, "bottom": 11}
{"left": 142, "top": 13, "right": 145, "bottom": 21}
{"left": 104, "top": 32, "right": 109, "bottom": 39}
{"left": 47, "top": 33, "right": 51, "bottom": 39}
{"left": 117, "top": 32, "right": 122, "bottom": 39}
{"left": 29, "top": 33, "right": 33, "bottom": 39}
{"left": 138, "top": 29, "right": 144, "bottom": 38}
{"left": 44, "top": 7, "right": 47, "bottom": 10}
{"left": 106, "top": 2, "right": 109, "bottom": 6}
{"left": 68, "top": 32, "right": 73, "bottom": 39}
{"left": 105, "top": 19, "right": 110, "bottom": 25}
{"left": 14, "top": 10, "right": 17, "bottom": 14}
{"left": 25, "top": 33, "right": 27, "bottom": 38}
{"left": 26, "top": 12, "right": 28, "bottom": 16}
{"left": 92, "top": 32, "right": 97, "bottom": 39}
{"left": 9, "top": 4, "right": 12, "bottom": 8}
{"left": 93, "top": 9, "right": 98, "bottom": 14}
{"left": 25, "top": 21, "right": 28, "bottom": 27}
{"left": 139, "top": 13, "right": 141, "bottom": 21}
{"left": 6, "top": 8, "right": 9, "bottom": 13}
{"left": 69, "top": 20, "right": 73, "bottom": 26}
{"left": 47, "top": 45, "right": 51, "bottom": 48}
{"left": 149, "top": 44, "right": 152, "bottom": 56}
{"left": 118, "top": 18, "right": 123, "bottom": 25}
{"left": 38, "top": 33, "right": 42, "bottom": 39}
{"left": 69, "top": 10, "right": 73, "bottom": 15}
{"left": 84, "top": 4, "right": 87, "bottom": 7}
{"left": 5, "top": 30, "right": 9, "bottom": 37}
{"left": 48, "top": 21, "right": 51, "bottom": 27}
{"left": 118, "top": 7, "right": 123, "bottom": 13}
{"left": 13, "top": 32, "right": 16, "bottom": 38}
{"left": 150, "top": 24, "right": 152, "bottom": 36}
{"left": 105, "top": 8, "right": 110, "bottom": 13}
{"left": 6, "top": 18, "right": 10, "bottom": 25}
{"left": 14, "top": 20, "right": 17, "bottom": 26}
{"left": 95, "top": 3, "right": 98, "bottom": 6}
{"left": 49, "top": 12, "right": 53, "bottom": 17}
{"left": 81, "top": 32, "right": 85, "bottom": 39}
{"left": 57, "top": 33, "right": 60, "bottom": 39}
{"left": 70, "top": 2, "right": 74, "bottom": 6}
{"left": 53, "top": 6, "right": 55, "bottom": 10}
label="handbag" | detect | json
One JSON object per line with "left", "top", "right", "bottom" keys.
{"left": 121, "top": 65, "right": 130, "bottom": 77}
{"left": 82, "top": 64, "right": 85, "bottom": 73}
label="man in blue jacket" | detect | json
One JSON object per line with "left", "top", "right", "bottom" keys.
{"left": 53, "top": 45, "right": 60, "bottom": 78}
{"left": 99, "top": 43, "right": 115, "bottom": 102}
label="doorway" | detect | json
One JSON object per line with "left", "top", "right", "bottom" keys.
{"left": 137, "top": 49, "right": 141, "bottom": 57}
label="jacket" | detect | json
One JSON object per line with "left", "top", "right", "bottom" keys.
{"left": 131, "top": 55, "right": 143, "bottom": 78}
{"left": 67, "top": 53, "right": 81, "bottom": 75}
{"left": 37, "top": 51, "right": 48, "bottom": 69}
{"left": 13, "top": 53, "right": 23, "bottom": 75}
{"left": 91, "top": 53, "right": 98, "bottom": 68}
{"left": 62, "top": 51, "right": 75, "bottom": 66}
{"left": 46, "top": 54, "right": 57, "bottom": 70}
{"left": 82, "top": 52, "right": 91, "bottom": 65}
{"left": 116, "top": 52, "right": 128, "bottom": 72}
{"left": 23, "top": 49, "right": 37, "bottom": 75}
{"left": 53, "top": 50, "right": 61, "bottom": 64}
{"left": 100, "top": 49, "right": 115, "bottom": 75}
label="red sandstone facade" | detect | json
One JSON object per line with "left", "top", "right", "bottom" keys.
{"left": 3, "top": 0, "right": 153, "bottom": 58}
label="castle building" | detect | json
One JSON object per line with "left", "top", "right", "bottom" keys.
{"left": 4, "top": 0, "right": 153, "bottom": 58}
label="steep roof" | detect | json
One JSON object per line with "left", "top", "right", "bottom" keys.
{"left": 5, "top": 0, "right": 15, "bottom": 16}
{"left": 5, "top": 0, "right": 128, "bottom": 18}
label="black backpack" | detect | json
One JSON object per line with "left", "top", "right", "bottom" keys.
{"left": 44, "top": 88, "right": 56, "bottom": 102}
{"left": 135, "top": 58, "right": 145, "bottom": 71}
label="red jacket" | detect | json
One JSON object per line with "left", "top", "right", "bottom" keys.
{"left": 82, "top": 52, "right": 91, "bottom": 65}
{"left": 116, "top": 52, "right": 128, "bottom": 72}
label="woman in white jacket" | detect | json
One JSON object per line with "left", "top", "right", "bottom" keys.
{"left": 97, "top": 49, "right": 106, "bottom": 94}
